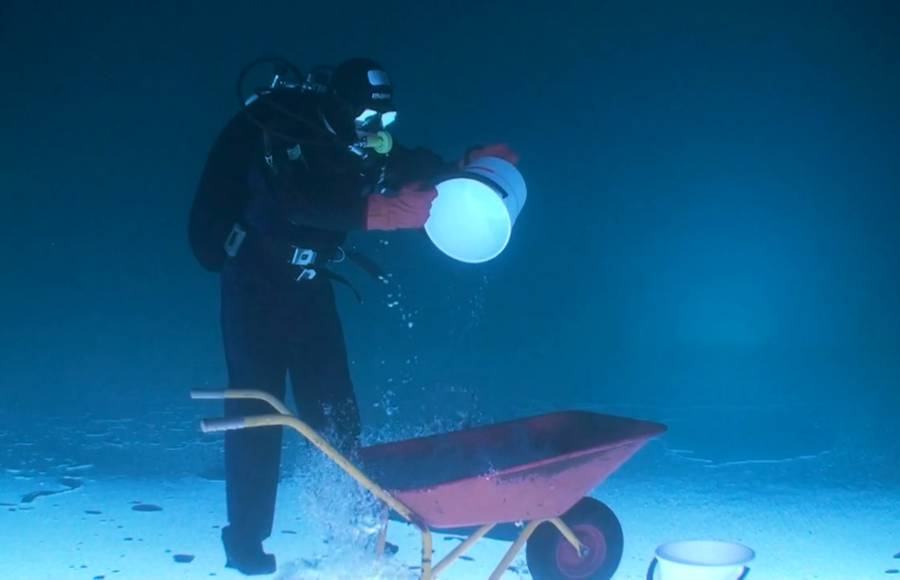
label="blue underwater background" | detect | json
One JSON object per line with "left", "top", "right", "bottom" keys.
{"left": 1, "top": 1, "right": 898, "bottom": 578}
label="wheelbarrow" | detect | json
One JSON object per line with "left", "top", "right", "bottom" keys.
{"left": 191, "top": 389, "right": 666, "bottom": 579}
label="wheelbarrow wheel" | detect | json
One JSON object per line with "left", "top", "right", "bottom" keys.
{"left": 525, "top": 497, "right": 623, "bottom": 580}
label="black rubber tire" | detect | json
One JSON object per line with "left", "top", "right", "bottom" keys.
{"left": 526, "top": 497, "right": 624, "bottom": 580}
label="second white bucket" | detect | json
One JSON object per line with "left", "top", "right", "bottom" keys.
{"left": 648, "top": 540, "right": 754, "bottom": 580}
{"left": 425, "top": 156, "right": 527, "bottom": 263}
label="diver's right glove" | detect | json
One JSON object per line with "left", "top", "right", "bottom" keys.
{"left": 365, "top": 183, "right": 438, "bottom": 231}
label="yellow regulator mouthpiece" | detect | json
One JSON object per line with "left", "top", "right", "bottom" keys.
{"left": 365, "top": 131, "right": 393, "bottom": 154}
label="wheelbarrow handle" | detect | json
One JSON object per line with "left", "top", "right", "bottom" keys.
{"left": 201, "top": 417, "right": 247, "bottom": 433}
{"left": 190, "top": 389, "right": 291, "bottom": 415}
{"left": 190, "top": 390, "right": 227, "bottom": 400}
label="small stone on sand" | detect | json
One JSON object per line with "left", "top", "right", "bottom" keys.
{"left": 131, "top": 503, "right": 162, "bottom": 512}
{"left": 59, "top": 478, "right": 83, "bottom": 489}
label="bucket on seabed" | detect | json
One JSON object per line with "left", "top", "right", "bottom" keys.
{"left": 425, "top": 156, "right": 527, "bottom": 263}
{"left": 647, "top": 540, "right": 755, "bottom": 580}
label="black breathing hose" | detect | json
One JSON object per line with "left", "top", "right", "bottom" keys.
{"left": 235, "top": 56, "right": 339, "bottom": 147}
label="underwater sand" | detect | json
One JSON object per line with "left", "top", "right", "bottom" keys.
{"left": 1, "top": 403, "right": 897, "bottom": 579}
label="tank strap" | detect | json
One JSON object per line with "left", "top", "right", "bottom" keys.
{"left": 345, "top": 249, "right": 387, "bottom": 281}
{"left": 318, "top": 269, "right": 363, "bottom": 304}
{"left": 262, "top": 131, "right": 277, "bottom": 173}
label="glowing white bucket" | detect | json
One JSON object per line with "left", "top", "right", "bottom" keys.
{"left": 649, "top": 541, "right": 755, "bottom": 580}
{"left": 425, "top": 156, "right": 526, "bottom": 263}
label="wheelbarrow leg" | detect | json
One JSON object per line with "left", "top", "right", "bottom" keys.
{"left": 549, "top": 517, "right": 586, "bottom": 554}
{"left": 420, "top": 527, "right": 433, "bottom": 579}
{"left": 374, "top": 504, "right": 389, "bottom": 558}
{"left": 488, "top": 520, "right": 543, "bottom": 580}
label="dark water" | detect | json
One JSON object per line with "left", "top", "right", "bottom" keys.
{"left": 1, "top": 1, "right": 898, "bottom": 486}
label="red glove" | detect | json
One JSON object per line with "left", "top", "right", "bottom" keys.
{"left": 464, "top": 143, "right": 520, "bottom": 166}
{"left": 366, "top": 183, "right": 438, "bottom": 231}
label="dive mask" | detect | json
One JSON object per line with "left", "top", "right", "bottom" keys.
{"left": 355, "top": 108, "right": 397, "bottom": 135}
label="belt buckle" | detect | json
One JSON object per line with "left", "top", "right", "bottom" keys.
{"left": 289, "top": 246, "right": 317, "bottom": 266}
{"left": 289, "top": 246, "right": 317, "bottom": 281}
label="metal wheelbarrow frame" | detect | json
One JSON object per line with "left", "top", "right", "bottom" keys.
{"left": 192, "top": 389, "right": 666, "bottom": 579}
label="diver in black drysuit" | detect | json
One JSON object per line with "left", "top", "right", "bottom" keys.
{"left": 190, "top": 58, "right": 447, "bottom": 575}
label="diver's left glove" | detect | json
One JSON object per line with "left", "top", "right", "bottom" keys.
{"left": 366, "top": 183, "right": 438, "bottom": 231}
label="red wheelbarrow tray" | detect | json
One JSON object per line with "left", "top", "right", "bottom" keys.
{"left": 359, "top": 410, "right": 666, "bottom": 530}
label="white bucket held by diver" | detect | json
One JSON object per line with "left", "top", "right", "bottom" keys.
{"left": 647, "top": 540, "right": 755, "bottom": 580}
{"left": 425, "top": 156, "right": 527, "bottom": 263}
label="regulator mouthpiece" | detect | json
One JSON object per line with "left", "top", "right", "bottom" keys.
{"left": 358, "top": 131, "right": 393, "bottom": 154}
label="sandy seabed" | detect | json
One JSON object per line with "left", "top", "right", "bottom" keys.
{"left": 1, "top": 403, "right": 897, "bottom": 579}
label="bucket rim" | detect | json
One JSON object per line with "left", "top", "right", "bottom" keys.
{"left": 655, "top": 540, "right": 755, "bottom": 567}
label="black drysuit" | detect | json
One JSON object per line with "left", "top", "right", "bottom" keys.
{"left": 191, "top": 90, "right": 444, "bottom": 546}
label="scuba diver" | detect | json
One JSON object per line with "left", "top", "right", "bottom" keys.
{"left": 189, "top": 56, "right": 518, "bottom": 575}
